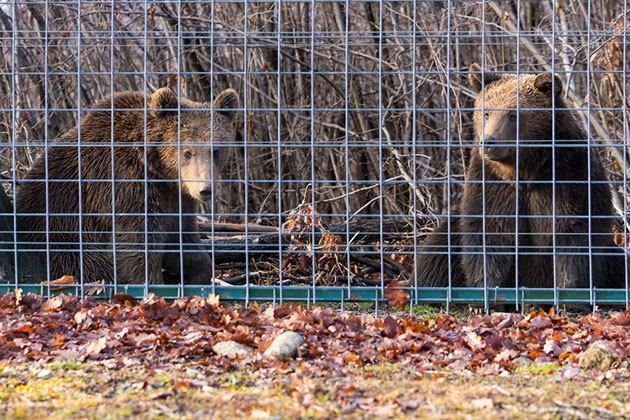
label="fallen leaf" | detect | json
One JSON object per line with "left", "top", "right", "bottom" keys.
{"left": 343, "top": 352, "right": 360, "bottom": 364}
{"left": 207, "top": 294, "right": 220, "bottom": 306}
{"left": 83, "top": 336, "right": 107, "bottom": 356}
{"left": 14, "top": 323, "right": 35, "bottom": 334}
{"left": 111, "top": 293, "right": 137, "bottom": 306}
{"left": 52, "top": 334, "right": 65, "bottom": 347}
{"left": 43, "top": 275, "right": 75, "bottom": 286}
{"left": 133, "top": 333, "right": 158, "bottom": 346}
{"left": 174, "top": 381, "right": 190, "bottom": 392}
{"left": 495, "top": 349, "right": 519, "bottom": 363}
{"left": 384, "top": 281, "right": 410, "bottom": 310}
{"left": 612, "top": 309, "right": 630, "bottom": 326}
{"left": 543, "top": 339, "right": 560, "bottom": 356}
{"left": 42, "top": 296, "right": 64, "bottom": 312}
{"left": 530, "top": 316, "right": 552, "bottom": 329}
{"left": 85, "top": 281, "right": 105, "bottom": 296}
{"left": 370, "top": 404, "right": 398, "bottom": 417}
{"left": 318, "top": 233, "right": 344, "bottom": 253}
{"left": 382, "top": 316, "right": 402, "bottom": 338}
{"left": 41, "top": 275, "right": 77, "bottom": 292}
{"left": 14, "top": 288, "right": 23, "bottom": 306}
{"left": 465, "top": 330, "right": 486, "bottom": 351}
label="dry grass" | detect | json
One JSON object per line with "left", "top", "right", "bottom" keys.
{"left": 0, "top": 360, "right": 627, "bottom": 419}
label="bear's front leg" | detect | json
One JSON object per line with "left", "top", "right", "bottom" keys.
{"left": 180, "top": 214, "right": 214, "bottom": 284}
{"left": 460, "top": 216, "right": 515, "bottom": 288}
{"left": 553, "top": 223, "right": 592, "bottom": 288}
{"left": 161, "top": 248, "right": 213, "bottom": 284}
{"left": 461, "top": 243, "right": 514, "bottom": 287}
{"left": 183, "top": 251, "right": 213, "bottom": 284}
{"left": 115, "top": 249, "right": 164, "bottom": 284}
{"left": 416, "top": 215, "right": 465, "bottom": 287}
{"left": 459, "top": 174, "right": 517, "bottom": 288}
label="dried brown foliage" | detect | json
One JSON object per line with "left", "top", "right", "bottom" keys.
{"left": 0, "top": 291, "right": 628, "bottom": 375}
{"left": 1, "top": 1, "right": 629, "bottom": 228}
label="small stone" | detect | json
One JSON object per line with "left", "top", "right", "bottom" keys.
{"left": 512, "top": 357, "right": 531, "bottom": 366}
{"left": 185, "top": 368, "right": 200, "bottom": 377}
{"left": 264, "top": 331, "right": 303, "bottom": 360}
{"left": 557, "top": 363, "right": 581, "bottom": 381}
{"left": 212, "top": 341, "right": 253, "bottom": 357}
{"left": 0, "top": 366, "right": 16, "bottom": 376}
{"left": 37, "top": 369, "right": 53, "bottom": 379}
{"left": 579, "top": 340, "right": 619, "bottom": 370}
{"left": 470, "top": 398, "right": 494, "bottom": 410}
{"left": 102, "top": 359, "right": 118, "bottom": 369}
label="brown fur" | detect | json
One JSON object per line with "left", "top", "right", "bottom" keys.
{"left": 416, "top": 65, "right": 625, "bottom": 288}
{"left": 15, "top": 87, "right": 239, "bottom": 284}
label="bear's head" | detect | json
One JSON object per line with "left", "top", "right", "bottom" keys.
{"left": 468, "top": 63, "right": 564, "bottom": 164}
{"left": 148, "top": 87, "right": 239, "bottom": 203}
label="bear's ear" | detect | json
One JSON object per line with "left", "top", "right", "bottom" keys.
{"left": 468, "top": 63, "right": 500, "bottom": 93}
{"left": 533, "top": 73, "right": 563, "bottom": 97}
{"left": 213, "top": 89, "right": 239, "bottom": 120}
{"left": 150, "top": 87, "right": 179, "bottom": 117}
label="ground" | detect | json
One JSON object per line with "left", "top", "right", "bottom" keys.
{"left": 0, "top": 360, "right": 627, "bottom": 419}
{"left": 0, "top": 292, "right": 628, "bottom": 419}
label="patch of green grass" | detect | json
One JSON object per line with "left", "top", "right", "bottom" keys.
{"left": 316, "top": 391, "right": 332, "bottom": 403}
{"left": 57, "top": 407, "right": 80, "bottom": 417}
{"left": 48, "top": 360, "right": 83, "bottom": 371}
{"left": 363, "top": 363, "right": 402, "bottom": 376}
{"left": 7, "top": 408, "right": 28, "bottom": 418}
{"left": 219, "top": 371, "right": 258, "bottom": 392}
{"left": 151, "top": 371, "right": 175, "bottom": 384}
{"left": 409, "top": 303, "right": 470, "bottom": 321}
{"left": 115, "top": 406, "right": 134, "bottom": 417}
{"left": 513, "top": 362, "right": 560, "bottom": 375}
{"left": 13, "top": 376, "right": 89, "bottom": 403}
{"left": 340, "top": 302, "right": 375, "bottom": 312}
{"left": 409, "top": 303, "right": 442, "bottom": 319}
{"left": 0, "top": 389, "right": 11, "bottom": 401}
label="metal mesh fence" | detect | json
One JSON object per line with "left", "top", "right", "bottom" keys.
{"left": 0, "top": 0, "right": 629, "bottom": 311}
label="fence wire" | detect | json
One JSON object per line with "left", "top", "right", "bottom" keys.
{"left": 0, "top": 0, "right": 629, "bottom": 311}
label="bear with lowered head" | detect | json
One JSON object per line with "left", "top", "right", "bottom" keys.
{"left": 416, "top": 64, "right": 626, "bottom": 289}
{"left": 15, "top": 87, "right": 239, "bottom": 285}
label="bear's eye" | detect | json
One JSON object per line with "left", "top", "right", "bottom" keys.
{"left": 212, "top": 149, "right": 220, "bottom": 161}
{"left": 484, "top": 112, "right": 490, "bottom": 120}
{"left": 183, "top": 150, "right": 193, "bottom": 160}
{"left": 508, "top": 113, "right": 518, "bottom": 122}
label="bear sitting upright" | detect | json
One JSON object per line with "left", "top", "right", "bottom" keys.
{"left": 15, "top": 87, "right": 239, "bottom": 284}
{"left": 417, "top": 64, "right": 626, "bottom": 289}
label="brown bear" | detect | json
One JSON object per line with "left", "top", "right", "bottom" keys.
{"left": 15, "top": 87, "right": 239, "bottom": 284}
{"left": 417, "top": 64, "right": 626, "bottom": 289}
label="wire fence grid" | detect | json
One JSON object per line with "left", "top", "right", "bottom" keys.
{"left": 0, "top": 0, "right": 629, "bottom": 311}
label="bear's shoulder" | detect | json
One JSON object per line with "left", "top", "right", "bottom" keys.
{"left": 89, "top": 91, "right": 147, "bottom": 113}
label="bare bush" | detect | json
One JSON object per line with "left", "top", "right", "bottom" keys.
{"left": 1, "top": 0, "right": 629, "bottom": 227}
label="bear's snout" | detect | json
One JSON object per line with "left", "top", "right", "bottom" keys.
{"left": 483, "top": 135, "right": 500, "bottom": 145}
{"left": 199, "top": 184, "right": 213, "bottom": 201}
{"left": 482, "top": 136, "right": 514, "bottom": 162}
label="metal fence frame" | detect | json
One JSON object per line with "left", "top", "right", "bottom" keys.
{"left": 1, "top": 0, "right": 629, "bottom": 312}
